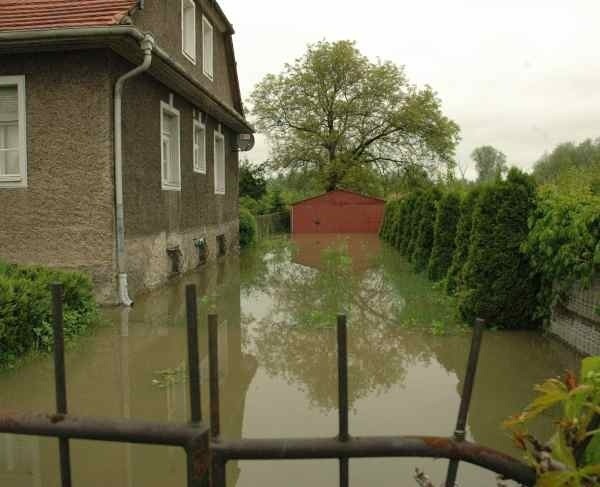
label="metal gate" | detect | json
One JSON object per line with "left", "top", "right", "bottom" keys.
{"left": 0, "top": 284, "right": 537, "bottom": 487}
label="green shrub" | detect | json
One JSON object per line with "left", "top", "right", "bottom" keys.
{"left": 459, "top": 169, "right": 540, "bottom": 329}
{"left": 428, "top": 191, "right": 461, "bottom": 281}
{"left": 380, "top": 200, "right": 400, "bottom": 241}
{"left": 239, "top": 207, "right": 258, "bottom": 248}
{"left": 398, "top": 192, "right": 420, "bottom": 255}
{"left": 412, "top": 187, "right": 442, "bottom": 272}
{"left": 405, "top": 191, "right": 426, "bottom": 258}
{"left": 446, "top": 188, "right": 481, "bottom": 295}
{"left": 524, "top": 173, "right": 600, "bottom": 321}
{"left": 0, "top": 264, "right": 98, "bottom": 368}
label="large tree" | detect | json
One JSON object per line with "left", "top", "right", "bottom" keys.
{"left": 250, "top": 40, "right": 460, "bottom": 191}
{"left": 471, "top": 145, "right": 507, "bottom": 182}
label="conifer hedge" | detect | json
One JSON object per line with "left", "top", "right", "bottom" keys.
{"left": 399, "top": 192, "right": 420, "bottom": 255}
{"left": 412, "top": 187, "right": 442, "bottom": 272}
{"left": 445, "top": 188, "right": 481, "bottom": 295}
{"left": 428, "top": 191, "right": 461, "bottom": 281}
{"left": 405, "top": 191, "right": 426, "bottom": 259}
{"left": 458, "top": 169, "right": 540, "bottom": 329}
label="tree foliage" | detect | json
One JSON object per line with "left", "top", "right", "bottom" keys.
{"left": 471, "top": 145, "right": 508, "bottom": 182}
{"left": 445, "top": 188, "right": 481, "bottom": 295}
{"left": 533, "top": 137, "right": 600, "bottom": 185}
{"left": 239, "top": 207, "right": 257, "bottom": 248}
{"left": 412, "top": 188, "right": 442, "bottom": 272}
{"left": 250, "top": 40, "right": 460, "bottom": 191}
{"left": 239, "top": 159, "right": 267, "bottom": 200}
{"left": 524, "top": 169, "right": 600, "bottom": 320}
{"left": 459, "top": 169, "right": 540, "bottom": 329}
{"left": 428, "top": 191, "right": 461, "bottom": 281}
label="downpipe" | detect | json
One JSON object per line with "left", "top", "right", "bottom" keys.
{"left": 114, "top": 34, "right": 154, "bottom": 306}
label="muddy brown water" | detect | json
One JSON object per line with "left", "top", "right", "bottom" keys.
{"left": 0, "top": 234, "right": 580, "bottom": 486}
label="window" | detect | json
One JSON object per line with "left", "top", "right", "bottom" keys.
{"left": 193, "top": 118, "right": 206, "bottom": 173}
{"left": 160, "top": 102, "right": 181, "bottom": 191}
{"left": 0, "top": 76, "right": 26, "bottom": 188}
{"left": 181, "top": 0, "right": 196, "bottom": 63}
{"left": 214, "top": 128, "right": 225, "bottom": 195}
{"left": 202, "top": 15, "right": 214, "bottom": 79}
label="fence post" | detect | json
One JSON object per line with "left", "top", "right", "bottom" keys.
{"left": 444, "top": 317, "right": 485, "bottom": 487}
{"left": 337, "top": 315, "right": 349, "bottom": 487}
{"left": 51, "top": 283, "right": 72, "bottom": 487}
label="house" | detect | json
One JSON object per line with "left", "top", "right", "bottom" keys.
{"left": 291, "top": 190, "right": 385, "bottom": 234}
{"left": 0, "top": 0, "right": 254, "bottom": 305}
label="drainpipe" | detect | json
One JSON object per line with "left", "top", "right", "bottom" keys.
{"left": 114, "top": 34, "right": 154, "bottom": 306}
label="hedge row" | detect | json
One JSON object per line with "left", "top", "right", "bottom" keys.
{"left": 381, "top": 168, "right": 542, "bottom": 329}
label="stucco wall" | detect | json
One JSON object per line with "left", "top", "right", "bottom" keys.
{"left": 116, "top": 55, "right": 240, "bottom": 297}
{"left": 0, "top": 50, "right": 116, "bottom": 302}
{"left": 132, "top": 0, "right": 235, "bottom": 107}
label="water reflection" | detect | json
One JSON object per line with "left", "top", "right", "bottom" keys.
{"left": 0, "top": 235, "right": 582, "bottom": 487}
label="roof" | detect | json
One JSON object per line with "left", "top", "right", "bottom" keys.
{"left": 0, "top": 0, "right": 138, "bottom": 31}
{"left": 291, "top": 189, "right": 386, "bottom": 206}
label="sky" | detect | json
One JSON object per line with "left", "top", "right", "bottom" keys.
{"left": 223, "top": 0, "right": 600, "bottom": 178}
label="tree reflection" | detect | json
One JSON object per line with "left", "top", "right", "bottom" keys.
{"left": 245, "top": 235, "right": 434, "bottom": 411}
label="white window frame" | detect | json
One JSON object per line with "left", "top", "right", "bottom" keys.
{"left": 193, "top": 117, "right": 206, "bottom": 174}
{"left": 213, "top": 127, "right": 225, "bottom": 195}
{"left": 181, "top": 0, "right": 197, "bottom": 64}
{"left": 202, "top": 15, "right": 214, "bottom": 80}
{"left": 160, "top": 101, "right": 181, "bottom": 191}
{"left": 0, "top": 75, "right": 27, "bottom": 189}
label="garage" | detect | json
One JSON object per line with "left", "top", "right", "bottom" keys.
{"left": 291, "top": 189, "right": 385, "bottom": 234}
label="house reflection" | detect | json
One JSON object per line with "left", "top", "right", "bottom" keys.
{"left": 0, "top": 256, "right": 257, "bottom": 487}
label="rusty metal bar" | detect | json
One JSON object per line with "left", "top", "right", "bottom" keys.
{"left": 51, "top": 283, "right": 72, "bottom": 487}
{"left": 445, "top": 318, "right": 485, "bottom": 487}
{"left": 0, "top": 411, "right": 209, "bottom": 447}
{"left": 337, "top": 315, "right": 349, "bottom": 487}
{"left": 208, "top": 314, "right": 221, "bottom": 439}
{"left": 211, "top": 436, "right": 536, "bottom": 485}
{"left": 186, "top": 285, "right": 207, "bottom": 487}
{"left": 186, "top": 285, "right": 202, "bottom": 424}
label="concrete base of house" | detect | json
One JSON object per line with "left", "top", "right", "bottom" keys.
{"left": 95, "top": 219, "right": 239, "bottom": 305}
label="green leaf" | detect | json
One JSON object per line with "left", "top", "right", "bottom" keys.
{"left": 584, "top": 432, "right": 600, "bottom": 466}
{"left": 581, "top": 357, "right": 600, "bottom": 383}
{"left": 550, "top": 431, "right": 577, "bottom": 470}
{"left": 536, "top": 470, "right": 576, "bottom": 487}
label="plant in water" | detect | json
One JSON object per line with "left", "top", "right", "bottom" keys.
{"left": 504, "top": 356, "right": 600, "bottom": 486}
{"left": 151, "top": 362, "right": 187, "bottom": 389}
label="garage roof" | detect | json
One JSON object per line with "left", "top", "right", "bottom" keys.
{"left": 0, "top": 0, "right": 138, "bottom": 31}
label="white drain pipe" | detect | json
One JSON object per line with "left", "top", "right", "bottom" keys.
{"left": 114, "top": 34, "right": 154, "bottom": 306}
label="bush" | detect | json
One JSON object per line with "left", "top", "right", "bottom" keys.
{"left": 398, "top": 192, "right": 420, "bottom": 255}
{"left": 0, "top": 263, "right": 98, "bottom": 368}
{"left": 524, "top": 172, "right": 600, "bottom": 321}
{"left": 405, "top": 191, "right": 426, "bottom": 258}
{"left": 380, "top": 200, "right": 401, "bottom": 241}
{"left": 239, "top": 207, "right": 258, "bottom": 248}
{"left": 428, "top": 191, "right": 461, "bottom": 281}
{"left": 392, "top": 200, "right": 409, "bottom": 248}
{"left": 459, "top": 169, "right": 540, "bottom": 329}
{"left": 412, "top": 187, "right": 442, "bottom": 272}
{"left": 446, "top": 188, "right": 481, "bottom": 295}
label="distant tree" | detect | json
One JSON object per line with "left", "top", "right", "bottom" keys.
{"left": 471, "top": 145, "right": 507, "bottom": 182}
{"left": 239, "top": 159, "right": 267, "bottom": 200}
{"left": 532, "top": 137, "right": 600, "bottom": 185}
{"left": 250, "top": 40, "right": 460, "bottom": 192}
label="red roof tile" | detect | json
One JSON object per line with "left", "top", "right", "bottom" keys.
{"left": 0, "top": 0, "right": 138, "bottom": 31}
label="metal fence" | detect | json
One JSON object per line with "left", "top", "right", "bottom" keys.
{"left": 0, "top": 283, "right": 538, "bottom": 487}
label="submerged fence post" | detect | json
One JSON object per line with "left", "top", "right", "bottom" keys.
{"left": 185, "top": 285, "right": 208, "bottom": 487}
{"left": 445, "top": 317, "right": 485, "bottom": 487}
{"left": 208, "top": 314, "right": 226, "bottom": 487}
{"left": 51, "top": 283, "right": 72, "bottom": 487}
{"left": 337, "top": 315, "right": 349, "bottom": 487}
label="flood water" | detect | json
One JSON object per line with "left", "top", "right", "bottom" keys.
{"left": 0, "top": 234, "right": 581, "bottom": 486}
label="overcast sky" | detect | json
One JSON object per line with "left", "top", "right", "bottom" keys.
{"left": 224, "top": 0, "right": 600, "bottom": 178}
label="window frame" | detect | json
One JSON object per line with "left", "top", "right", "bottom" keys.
{"left": 181, "top": 0, "right": 197, "bottom": 64}
{"left": 193, "top": 117, "right": 206, "bottom": 174}
{"left": 213, "top": 128, "right": 225, "bottom": 195}
{"left": 202, "top": 15, "right": 214, "bottom": 80}
{"left": 0, "top": 75, "right": 27, "bottom": 189}
{"left": 160, "top": 101, "right": 182, "bottom": 192}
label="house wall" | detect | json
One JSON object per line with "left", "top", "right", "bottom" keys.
{"left": 115, "top": 55, "right": 240, "bottom": 298}
{"left": 0, "top": 50, "right": 116, "bottom": 302}
{"left": 132, "top": 0, "right": 236, "bottom": 108}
